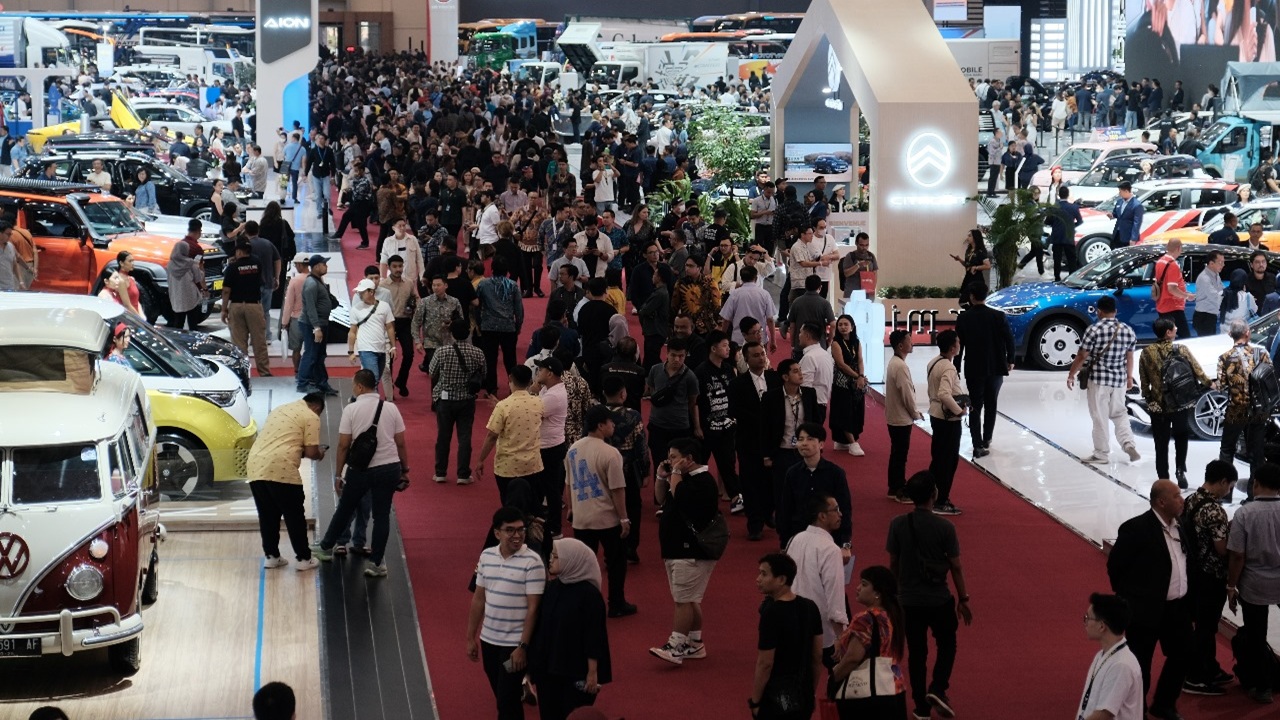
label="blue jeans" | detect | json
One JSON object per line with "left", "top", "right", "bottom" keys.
{"left": 320, "top": 462, "right": 400, "bottom": 565}
{"left": 1125, "top": 110, "right": 1138, "bottom": 132}
{"left": 357, "top": 351, "right": 386, "bottom": 377}
{"left": 260, "top": 285, "right": 273, "bottom": 326}
{"left": 311, "top": 175, "right": 332, "bottom": 219}
{"left": 296, "top": 319, "right": 330, "bottom": 391}
{"left": 288, "top": 169, "right": 300, "bottom": 203}
{"left": 334, "top": 491, "right": 372, "bottom": 547}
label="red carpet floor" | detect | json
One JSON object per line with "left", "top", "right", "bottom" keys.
{"left": 329, "top": 222, "right": 1274, "bottom": 720}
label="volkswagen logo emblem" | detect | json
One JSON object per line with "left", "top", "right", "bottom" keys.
{"left": 0, "top": 532, "right": 30, "bottom": 579}
{"left": 906, "top": 132, "right": 952, "bottom": 189}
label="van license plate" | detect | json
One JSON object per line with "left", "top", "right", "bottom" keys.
{"left": 0, "top": 637, "right": 41, "bottom": 656}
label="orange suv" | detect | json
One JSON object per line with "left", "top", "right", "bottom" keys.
{"left": 0, "top": 178, "right": 226, "bottom": 325}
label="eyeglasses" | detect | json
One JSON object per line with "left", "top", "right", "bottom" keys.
{"left": 499, "top": 526, "right": 527, "bottom": 535}
{"left": 1082, "top": 614, "right": 1099, "bottom": 623}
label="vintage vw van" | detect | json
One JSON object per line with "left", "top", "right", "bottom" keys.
{"left": 0, "top": 308, "right": 160, "bottom": 675}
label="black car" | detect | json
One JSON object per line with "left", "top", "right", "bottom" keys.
{"left": 155, "top": 324, "right": 252, "bottom": 394}
{"left": 43, "top": 130, "right": 159, "bottom": 156}
{"left": 20, "top": 151, "right": 249, "bottom": 222}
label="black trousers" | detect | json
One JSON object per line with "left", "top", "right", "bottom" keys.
{"left": 985, "top": 163, "right": 1000, "bottom": 195}
{"left": 574, "top": 524, "right": 630, "bottom": 608}
{"left": 481, "top": 641, "right": 525, "bottom": 720}
{"left": 1017, "top": 241, "right": 1044, "bottom": 274}
{"left": 1052, "top": 243, "right": 1078, "bottom": 281}
{"left": 1158, "top": 310, "right": 1190, "bottom": 340}
{"left": 771, "top": 447, "right": 801, "bottom": 547}
{"left": 537, "top": 442, "right": 569, "bottom": 537}
{"left": 521, "top": 251, "right": 544, "bottom": 295}
{"left": 755, "top": 224, "right": 774, "bottom": 255}
{"left": 702, "top": 428, "right": 741, "bottom": 498}
{"left": 1186, "top": 570, "right": 1228, "bottom": 683}
{"left": 1240, "top": 599, "right": 1280, "bottom": 691}
{"left": 375, "top": 217, "right": 395, "bottom": 258}
{"left": 534, "top": 673, "right": 596, "bottom": 720}
{"left": 481, "top": 330, "right": 519, "bottom": 395}
{"left": 250, "top": 480, "right": 311, "bottom": 560}
{"left": 393, "top": 317, "right": 414, "bottom": 388}
{"left": 1150, "top": 409, "right": 1190, "bottom": 479}
{"left": 646, "top": 424, "right": 685, "bottom": 484}
{"left": 434, "top": 398, "right": 475, "bottom": 478}
{"left": 739, "top": 447, "right": 773, "bottom": 535}
{"left": 1127, "top": 596, "right": 1190, "bottom": 712}
{"left": 966, "top": 374, "right": 1003, "bottom": 447}
{"left": 335, "top": 200, "right": 370, "bottom": 246}
{"left": 929, "top": 418, "right": 962, "bottom": 505}
{"left": 904, "top": 599, "right": 959, "bottom": 713}
{"left": 1220, "top": 420, "right": 1266, "bottom": 473}
{"left": 1192, "top": 311, "right": 1218, "bottom": 338}
{"left": 621, "top": 461, "right": 642, "bottom": 554}
{"left": 643, "top": 334, "right": 665, "bottom": 371}
{"left": 888, "top": 424, "right": 913, "bottom": 494}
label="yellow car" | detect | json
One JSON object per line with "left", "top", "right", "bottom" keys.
{"left": 1144, "top": 199, "right": 1280, "bottom": 250}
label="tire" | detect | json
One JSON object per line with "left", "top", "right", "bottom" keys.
{"left": 108, "top": 637, "right": 141, "bottom": 676}
{"left": 1029, "top": 316, "right": 1085, "bottom": 371}
{"left": 141, "top": 549, "right": 159, "bottom": 606}
{"left": 1076, "top": 236, "right": 1113, "bottom": 266}
{"left": 136, "top": 282, "right": 173, "bottom": 326}
{"left": 1191, "top": 391, "right": 1229, "bottom": 440}
{"left": 155, "top": 431, "right": 214, "bottom": 501}
{"left": 190, "top": 205, "right": 215, "bottom": 224}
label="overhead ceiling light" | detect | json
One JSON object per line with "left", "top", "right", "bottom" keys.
{"left": 821, "top": 87, "right": 832, "bottom": 94}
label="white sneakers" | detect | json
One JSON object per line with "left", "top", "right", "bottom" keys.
{"left": 433, "top": 475, "right": 447, "bottom": 483}
{"left": 295, "top": 557, "right": 319, "bottom": 572}
{"left": 847, "top": 442, "right": 865, "bottom": 457}
{"left": 265, "top": 556, "right": 318, "bottom": 571}
{"left": 263, "top": 556, "right": 288, "bottom": 569}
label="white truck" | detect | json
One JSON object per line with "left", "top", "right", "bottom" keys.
{"left": 129, "top": 44, "right": 253, "bottom": 87}
{"left": 0, "top": 16, "right": 77, "bottom": 68}
{"left": 556, "top": 23, "right": 733, "bottom": 91}
{"left": 944, "top": 39, "right": 1021, "bottom": 81}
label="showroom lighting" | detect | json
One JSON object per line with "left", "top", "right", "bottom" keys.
{"left": 822, "top": 87, "right": 832, "bottom": 94}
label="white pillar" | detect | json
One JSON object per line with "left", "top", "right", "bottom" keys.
{"left": 256, "top": 0, "right": 319, "bottom": 140}
{"left": 429, "top": 0, "right": 460, "bottom": 64}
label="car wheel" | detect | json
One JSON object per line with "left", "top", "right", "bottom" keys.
{"left": 1029, "top": 317, "right": 1084, "bottom": 371}
{"left": 1192, "top": 391, "right": 1229, "bottom": 440}
{"left": 1077, "top": 236, "right": 1113, "bottom": 266}
{"left": 136, "top": 282, "right": 176, "bottom": 326}
{"left": 191, "top": 205, "right": 215, "bottom": 223}
{"left": 108, "top": 637, "right": 141, "bottom": 676}
{"left": 140, "top": 548, "right": 160, "bottom": 606}
{"left": 155, "top": 431, "right": 214, "bottom": 501}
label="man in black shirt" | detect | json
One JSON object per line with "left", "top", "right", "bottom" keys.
{"left": 442, "top": 255, "right": 478, "bottom": 337}
{"left": 601, "top": 336, "right": 646, "bottom": 412}
{"left": 750, "top": 553, "right": 822, "bottom": 719}
{"left": 779, "top": 423, "right": 851, "bottom": 550}
{"left": 1245, "top": 250, "right": 1276, "bottom": 309}
{"left": 1206, "top": 213, "right": 1241, "bottom": 246}
{"left": 955, "top": 284, "right": 1015, "bottom": 458}
{"left": 220, "top": 239, "right": 271, "bottom": 377}
{"left": 577, "top": 277, "right": 617, "bottom": 392}
{"left": 304, "top": 132, "right": 337, "bottom": 221}
{"left": 695, "top": 331, "right": 742, "bottom": 514}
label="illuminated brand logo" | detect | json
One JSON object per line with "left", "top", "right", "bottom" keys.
{"left": 0, "top": 532, "right": 30, "bottom": 579}
{"left": 264, "top": 17, "right": 311, "bottom": 30}
{"left": 905, "top": 132, "right": 952, "bottom": 188}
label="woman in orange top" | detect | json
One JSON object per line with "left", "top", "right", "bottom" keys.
{"left": 831, "top": 566, "right": 908, "bottom": 719}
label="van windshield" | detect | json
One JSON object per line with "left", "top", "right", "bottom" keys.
{"left": 11, "top": 444, "right": 102, "bottom": 505}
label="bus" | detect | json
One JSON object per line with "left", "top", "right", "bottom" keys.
{"left": 137, "top": 25, "right": 255, "bottom": 58}
{"left": 713, "top": 13, "right": 805, "bottom": 34}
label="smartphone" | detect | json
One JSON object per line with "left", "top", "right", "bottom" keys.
{"left": 502, "top": 657, "right": 516, "bottom": 673}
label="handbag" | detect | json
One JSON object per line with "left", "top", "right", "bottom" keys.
{"left": 927, "top": 358, "right": 969, "bottom": 420}
{"left": 829, "top": 614, "right": 898, "bottom": 701}
{"left": 687, "top": 511, "right": 729, "bottom": 560}
{"left": 346, "top": 400, "right": 384, "bottom": 471}
{"left": 649, "top": 367, "right": 688, "bottom": 407}
{"left": 858, "top": 270, "right": 877, "bottom": 296}
{"left": 1078, "top": 323, "right": 1120, "bottom": 391}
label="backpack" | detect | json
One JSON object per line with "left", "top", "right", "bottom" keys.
{"left": 1250, "top": 163, "right": 1269, "bottom": 193}
{"left": 1160, "top": 346, "right": 1204, "bottom": 411}
{"left": 1248, "top": 347, "right": 1280, "bottom": 418}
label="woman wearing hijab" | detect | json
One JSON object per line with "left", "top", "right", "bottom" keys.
{"left": 1221, "top": 268, "right": 1258, "bottom": 325}
{"left": 530, "top": 538, "right": 611, "bottom": 720}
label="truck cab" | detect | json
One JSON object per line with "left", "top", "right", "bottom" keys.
{"left": 472, "top": 20, "right": 538, "bottom": 71}
{"left": 1196, "top": 115, "right": 1269, "bottom": 182}
{"left": 0, "top": 307, "right": 161, "bottom": 676}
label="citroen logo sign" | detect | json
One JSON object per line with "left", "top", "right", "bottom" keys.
{"left": 906, "top": 132, "right": 952, "bottom": 189}
{"left": 0, "top": 532, "right": 30, "bottom": 579}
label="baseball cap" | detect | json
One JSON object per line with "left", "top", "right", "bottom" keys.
{"left": 293, "top": 252, "right": 310, "bottom": 264}
{"left": 534, "top": 356, "right": 564, "bottom": 376}
{"left": 307, "top": 254, "right": 329, "bottom": 266}
{"left": 354, "top": 278, "right": 376, "bottom": 293}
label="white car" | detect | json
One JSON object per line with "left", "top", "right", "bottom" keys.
{"left": 1030, "top": 140, "right": 1157, "bottom": 193}
{"left": 1068, "top": 178, "right": 1238, "bottom": 264}
{"left": 129, "top": 100, "right": 233, "bottom": 140}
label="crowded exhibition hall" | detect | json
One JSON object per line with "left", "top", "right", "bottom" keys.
{"left": 3, "top": 0, "right": 1280, "bottom": 719}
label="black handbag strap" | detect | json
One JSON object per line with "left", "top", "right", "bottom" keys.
{"left": 867, "top": 612, "right": 882, "bottom": 697}
{"left": 452, "top": 343, "right": 469, "bottom": 375}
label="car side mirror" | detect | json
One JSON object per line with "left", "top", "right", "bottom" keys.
{"left": 80, "top": 231, "right": 91, "bottom": 247}
{"left": 1113, "top": 277, "right": 1132, "bottom": 294}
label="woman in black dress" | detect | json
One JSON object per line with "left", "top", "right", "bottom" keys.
{"left": 529, "top": 538, "right": 611, "bottom": 720}
{"left": 953, "top": 228, "right": 991, "bottom": 304}
{"left": 830, "top": 314, "right": 867, "bottom": 457}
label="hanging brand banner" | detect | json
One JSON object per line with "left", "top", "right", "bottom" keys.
{"left": 260, "top": 0, "right": 313, "bottom": 64}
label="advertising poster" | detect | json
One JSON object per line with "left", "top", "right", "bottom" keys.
{"left": 783, "top": 142, "right": 856, "bottom": 182}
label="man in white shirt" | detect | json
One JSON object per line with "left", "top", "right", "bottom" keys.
{"left": 472, "top": 189, "right": 502, "bottom": 254}
{"left": 85, "top": 159, "right": 113, "bottom": 193}
{"left": 810, "top": 218, "right": 841, "bottom": 296}
{"left": 379, "top": 218, "right": 424, "bottom": 286}
{"left": 786, "top": 492, "right": 849, "bottom": 662}
{"left": 798, "top": 322, "right": 835, "bottom": 424}
{"left": 548, "top": 238, "right": 589, "bottom": 286}
{"left": 719, "top": 264, "right": 776, "bottom": 349}
{"left": 347, "top": 279, "right": 397, "bottom": 401}
{"left": 718, "top": 243, "right": 777, "bottom": 296}
{"left": 534, "top": 356, "right": 570, "bottom": 539}
{"left": 1078, "top": 592, "right": 1144, "bottom": 720}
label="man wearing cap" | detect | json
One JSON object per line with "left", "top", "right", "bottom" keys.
{"left": 221, "top": 239, "right": 272, "bottom": 377}
{"left": 279, "top": 252, "right": 311, "bottom": 372}
{"left": 718, "top": 242, "right": 776, "bottom": 296}
{"left": 348, "top": 278, "right": 397, "bottom": 399}
{"left": 299, "top": 254, "right": 338, "bottom": 395}
{"left": 533, "top": 355, "right": 570, "bottom": 538}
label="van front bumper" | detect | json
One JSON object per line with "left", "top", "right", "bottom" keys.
{"left": 0, "top": 607, "right": 143, "bottom": 657}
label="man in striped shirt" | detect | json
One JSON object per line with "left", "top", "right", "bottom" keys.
{"left": 466, "top": 506, "right": 545, "bottom": 720}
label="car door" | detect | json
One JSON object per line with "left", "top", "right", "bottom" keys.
{"left": 23, "top": 202, "right": 97, "bottom": 294}
{"left": 1111, "top": 259, "right": 1160, "bottom": 341}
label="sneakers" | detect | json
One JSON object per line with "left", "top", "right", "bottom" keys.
{"left": 1246, "top": 686, "right": 1275, "bottom": 704}
{"left": 833, "top": 442, "right": 850, "bottom": 451}
{"left": 649, "top": 642, "right": 688, "bottom": 665}
{"left": 973, "top": 446, "right": 990, "bottom": 459}
{"left": 926, "top": 691, "right": 956, "bottom": 718}
{"left": 310, "top": 542, "right": 334, "bottom": 561}
{"left": 1082, "top": 453, "right": 1109, "bottom": 464}
{"left": 263, "top": 556, "right": 288, "bottom": 569}
{"left": 457, "top": 477, "right": 474, "bottom": 486}
{"left": 847, "top": 441, "right": 865, "bottom": 457}
{"left": 295, "top": 557, "right": 319, "bottom": 572}
{"left": 1182, "top": 680, "right": 1226, "bottom": 696}
{"left": 434, "top": 475, "right": 447, "bottom": 484}
{"left": 729, "top": 495, "right": 745, "bottom": 514}
{"left": 364, "top": 563, "right": 389, "bottom": 577}
{"left": 1124, "top": 444, "right": 1141, "bottom": 462}
{"left": 894, "top": 492, "right": 914, "bottom": 504}
{"left": 682, "top": 642, "right": 707, "bottom": 659}
{"left": 912, "top": 711, "right": 931, "bottom": 720}
{"left": 1210, "top": 669, "right": 1234, "bottom": 685}
{"left": 933, "top": 502, "right": 962, "bottom": 516}
{"left": 334, "top": 545, "right": 348, "bottom": 556}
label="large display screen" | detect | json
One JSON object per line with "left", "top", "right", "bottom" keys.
{"left": 1124, "top": 0, "right": 1274, "bottom": 110}
{"left": 934, "top": 0, "right": 968, "bottom": 22}
{"left": 783, "top": 143, "right": 855, "bottom": 182}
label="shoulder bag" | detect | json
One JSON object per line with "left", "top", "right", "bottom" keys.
{"left": 346, "top": 400, "right": 384, "bottom": 471}
{"left": 650, "top": 366, "right": 688, "bottom": 407}
{"left": 1078, "top": 323, "right": 1120, "bottom": 391}
{"left": 687, "top": 509, "right": 729, "bottom": 560}
{"left": 829, "top": 613, "right": 898, "bottom": 701}
{"left": 453, "top": 343, "right": 484, "bottom": 396}
{"left": 927, "top": 357, "right": 969, "bottom": 419}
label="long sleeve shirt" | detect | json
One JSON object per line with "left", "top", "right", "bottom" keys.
{"left": 780, "top": 459, "right": 852, "bottom": 547}
{"left": 926, "top": 357, "right": 965, "bottom": 420}
{"left": 280, "top": 273, "right": 308, "bottom": 322}
{"left": 885, "top": 355, "right": 919, "bottom": 426}
{"left": 411, "top": 292, "right": 462, "bottom": 349}
{"left": 786, "top": 525, "right": 850, "bottom": 648}
{"left": 1193, "top": 267, "right": 1224, "bottom": 316}
{"left": 301, "top": 275, "right": 333, "bottom": 328}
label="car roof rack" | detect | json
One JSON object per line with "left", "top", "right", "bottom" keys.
{"left": 0, "top": 177, "right": 104, "bottom": 196}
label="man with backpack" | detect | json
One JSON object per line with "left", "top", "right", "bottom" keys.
{"left": 1248, "top": 153, "right": 1280, "bottom": 196}
{"left": 1216, "top": 320, "right": 1277, "bottom": 476}
{"left": 1152, "top": 239, "right": 1192, "bottom": 339}
{"left": 1139, "top": 318, "right": 1212, "bottom": 488}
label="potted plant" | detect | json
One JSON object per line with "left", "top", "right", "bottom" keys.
{"left": 970, "top": 188, "right": 1054, "bottom": 289}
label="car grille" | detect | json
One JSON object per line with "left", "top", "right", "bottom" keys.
{"left": 203, "top": 252, "right": 227, "bottom": 282}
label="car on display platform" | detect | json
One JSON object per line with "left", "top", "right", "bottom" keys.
{"left": 986, "top": 243, "right": 1280, "bottom": 371}
{"left": 0, "top": 178, "right": 227, "bottom": 326}
{"left": 0, "top": 293, "right": 258, "bottom": 500}
{"left": 42, "top": 131, "right": 160, "bottom": 157}
{"left": 1145, "top": 196, "right": 1280, "bottom": 249}
{"left": 1126, "top": 309, "right": 1280, "bottom": 440}
{"left": 1070, "top": 178, "right": 1239, "bottom": 264}
{"left": 1030, "top": 140, "right": 1157, "bottom": 193}
{"left": 1070, "top": 153, "right": 1207, "bottom": 207}
{"left": 128, "top": 99, "right": 236, "bottom": 140}
{"left": 0, "top": 307, "right": 159, "bottom": 676}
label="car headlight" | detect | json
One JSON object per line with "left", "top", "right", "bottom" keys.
{"left": 997, "top": 305, "right": 1037, "bottom": 316}
{"left": 66, "top": 564, "right": 104, "bottom": 601}
{"left": 180, "top": 389, "right": 239, "bottom": 408}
